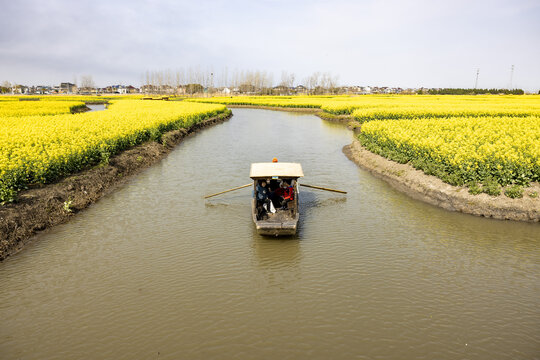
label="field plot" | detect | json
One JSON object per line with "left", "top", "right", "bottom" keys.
{"left": 0, "top": 100, "right": 87, "bottom": 117}
{"left": 0, "top": 99, "right": 229, "bottom": 202}
{"left": 359, "top": 116, "right": 540, "bottom": 187}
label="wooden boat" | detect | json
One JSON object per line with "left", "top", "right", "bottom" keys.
{"left": 250, "top": 162, "right": 304, "bottom": 236}
{"left": 204, "top": 162, "right": 345, "bottom": 235}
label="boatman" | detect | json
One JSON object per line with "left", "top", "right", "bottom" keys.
{"left": 256, "top": 180, "right": 273, "bottom": 215}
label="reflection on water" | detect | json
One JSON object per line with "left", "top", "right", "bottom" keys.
{"left": 0, "top": 109, "right": 538, "bottom": 359}
{"left": 252, "top": 236, "right": 302, "bottom": 294}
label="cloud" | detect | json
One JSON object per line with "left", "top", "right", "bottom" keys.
{"left": 0, "top": 0, "right": 538, "bottom": 90}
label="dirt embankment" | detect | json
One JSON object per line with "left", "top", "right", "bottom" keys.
{"left": 71, "top": 105, "right": 91, "bottom": 113}
{"left": 344, "top": 139, "right": 540, "bottom": 222}
{"left": 0, "top": 112, "right": 232, "bottom": 261}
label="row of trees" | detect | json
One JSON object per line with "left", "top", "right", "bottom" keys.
{"left": 141, "top": 68, "right": 340, "bottom": 95}
{"left": 2, "top": 76, "right": 533, "bottom": 95}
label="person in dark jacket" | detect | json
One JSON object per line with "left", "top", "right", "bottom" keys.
{"left": 256, "top": 180, "right": 270, "bottom": 203}
{"left": 256, "top": 180, "right": 272, "bottom": 217}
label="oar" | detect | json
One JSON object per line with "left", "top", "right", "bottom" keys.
{"left": 300, "top": 183, "right": 347, "bottom": 194}
{"left": 204, "top": 183, "right": 252, "bottom": 199}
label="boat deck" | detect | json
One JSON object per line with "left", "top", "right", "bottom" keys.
{"left": 255, "top": 208, "right": 298, "bottom": 236}
{"left": 260, "top": 209, "right": 295, "bottom": 222}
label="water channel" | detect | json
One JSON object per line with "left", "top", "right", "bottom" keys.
{"left": 86, "top": 104, "right": 107, "bottom": 112}
{"left": 1, "top": 109, "right": 538, "bottom": 359}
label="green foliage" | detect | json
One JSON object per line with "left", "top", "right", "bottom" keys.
{"left": 69, "top": 104, "right": 89, "bottom": 113}
{"left": 0, "top": 183, "right": 18, "bottom": 204}
{"left": 528, "top": 191, "right": 538, "bottom": 198}
{"left": 504, "top": 185, "right": 523, "bottom": 199}
{"left": 467, "top": 182, "right": 483, "bottom": 195}
{"left": 148, "top": 128, "right": 162, "bottom": 142}
{"left": 482, "top": 178, "right": 501, "bottom": 196}
{"left": 357, "top": 129, "right": 538, "bottom": 194}
{"left": 100, "top": 150, "right": 111, "bottom": 165}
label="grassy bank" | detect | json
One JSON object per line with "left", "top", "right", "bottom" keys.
{"left": 0, "top": 99, "right": 230, "bottom": 203}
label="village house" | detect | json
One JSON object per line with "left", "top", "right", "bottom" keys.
{"left": 11, "top": 84, "right": 29, "bottom": 94}
{"left": 59, "top": 82, "right": 77, "bottom": 94}
{"left": 272, "top": 85, "right": 290, "bottom": 95}
{"left": 126, "top": 85, "right": 140, "bottom": 94}
{"left": 294, "top": 85, "right": 307, "bottom": 95}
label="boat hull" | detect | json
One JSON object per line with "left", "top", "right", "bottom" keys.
{"left": 255, "top": 221, "right": 298, "bottom": 236}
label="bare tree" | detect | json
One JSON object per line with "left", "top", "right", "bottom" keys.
{"left": 80, "top": 75, "right": 95, "bottom": 91}
{"left": 326, "top": 72, "right": 339, "bottom": 93}
{"left": 302, "top": 71, "right": 339, "bottom": 94}
{"left": 219, "top": 66, "right": 229, "bottom": 89}
{"left": 280, "top": 71, "right": 295, "bottom": 88}
{"left": 1, "top": 80, "right": 11, "bottom": 94}
{"left": 304, "top": 72, "right": 321, "bottom": 94}
{"left": 140, "top": 67, "right": 307, "bottom": 95}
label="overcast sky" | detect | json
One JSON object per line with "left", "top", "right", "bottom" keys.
{"left": 1, "top": 0, "right": 539, "bottom": 91}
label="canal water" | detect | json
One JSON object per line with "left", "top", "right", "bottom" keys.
{"left": 0, "top": 109, "right": 538, "bottom": 359}
{"left": 86, "top": 104, "right": 107, "bottom": 112}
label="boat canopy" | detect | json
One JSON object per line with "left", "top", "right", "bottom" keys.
{"left": 250, "top": 162, "right": 304, "bottom": 179}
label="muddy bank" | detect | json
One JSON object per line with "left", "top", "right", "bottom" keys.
{"left": 71, "top": 104, "right": 91, "bottom": 113}
{"left": 316, "top": 111, "right": 354, "bottom": 123}
{"left": 0, "top": 111, "right": 232, "bottom": 261}
{"left": 344, "top": 139, "right": 540, "bottom": 222}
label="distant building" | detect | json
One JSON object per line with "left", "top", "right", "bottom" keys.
{"left": 294, "top": 85, "right": 307, "bottom": 94}
{"left": 272, "top": 85, "right": 290, "bottom": 95}
{"left": 104, "top": 85, "right": 138, "bottom": 94}
{"left": 60, "top": 82, "right": 77, "bottom": 94}
{"left": 126, "top": 85, "right": 140, "bottom": 94}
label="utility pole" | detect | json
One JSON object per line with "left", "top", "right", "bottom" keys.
{"left": 509, "top": 65, "right": 514, "bottom": 89}
{"left": 474, "top": 68, "right": 480, "bottom": 89}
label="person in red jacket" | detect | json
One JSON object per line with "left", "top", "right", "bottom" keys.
{"left": 271, "top": 180, "right": 294, "bottom": 209}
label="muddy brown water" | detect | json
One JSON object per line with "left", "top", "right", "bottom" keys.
{"left": 1, "top": 109, "right": 538, "bottom": 359}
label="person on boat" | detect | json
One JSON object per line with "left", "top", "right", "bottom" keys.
{"left": 256, "top": 180, "right": 272, "bottom": 215}
{"left": 271, "top": 180, "right": 294, "bottom": 209}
